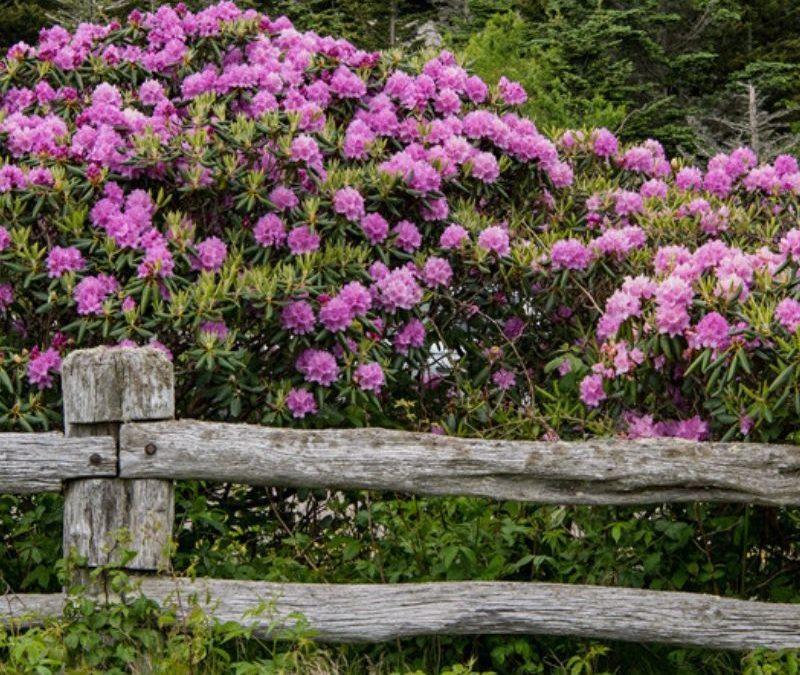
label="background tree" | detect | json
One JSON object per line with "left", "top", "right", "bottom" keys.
{"left": 45, "top": 0, "right": 134, "bottom": 29}
{"left": 689, "top": 82, "right": 800, "bottom": 159}
{"left": 0, "top": 0, "right": 60, "bottom": 48}
{"left": 2, "top": 0, "right": 798, "bottom": 157}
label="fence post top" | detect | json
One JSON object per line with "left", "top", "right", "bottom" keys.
{"left": 62, "top": 346, "right": 175, "bottom": 425}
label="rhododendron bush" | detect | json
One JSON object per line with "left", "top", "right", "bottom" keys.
{"left": 1, "top": 1, "right": 800, "bottom": 446}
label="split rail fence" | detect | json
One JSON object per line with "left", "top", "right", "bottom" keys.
{"left": 1, "top": 346, "right": 800, "bottom": 649}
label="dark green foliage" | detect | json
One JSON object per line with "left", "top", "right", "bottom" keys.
{"left": 0, "top": 0, "right": 58, "bottom": 48}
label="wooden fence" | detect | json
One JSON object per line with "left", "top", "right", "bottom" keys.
{"left": 1, "top": 346, "right": 799, "bottom": 650}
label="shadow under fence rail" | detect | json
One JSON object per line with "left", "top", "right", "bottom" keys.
{"left": 1, "top": 346, "right": 799, "bottom": 650}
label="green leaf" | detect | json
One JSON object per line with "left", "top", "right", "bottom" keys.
{"left": 768, "top": 363, "right": 795, "bottom": 394}
{"left": 0, "top": 368, "right": 13, "bottom": 394}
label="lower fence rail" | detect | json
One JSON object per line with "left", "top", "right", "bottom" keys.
{"left": 3, "top": 580, "right": 800, "bottom": 650}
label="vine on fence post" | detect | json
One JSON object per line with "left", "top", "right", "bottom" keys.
{"left": 61, "top": 347, "right": 175, "bottom": 588}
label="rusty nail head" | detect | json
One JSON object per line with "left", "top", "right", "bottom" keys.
{"left": 144, "top": 443, "right": 157, "bottom": 456}
{"left": 89, "top": 453, "right": 103, "bottom": 466}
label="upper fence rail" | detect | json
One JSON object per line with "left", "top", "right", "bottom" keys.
{"left": 0, "top": 433, "right": 116, "bottom": 493}
{"left": 119, "top": 420, "right": 800, "bottom": 506}
{"left": 4, "top": 418, "right": 800, "bottom": 506}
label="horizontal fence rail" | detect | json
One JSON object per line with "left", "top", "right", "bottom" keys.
{"left": 4, "top": 580, "right": 800, "bottom": 650}
{"left": 120, "top": 420, "right": 800, "bottom": 506}
{"left": 0, "top": 433, "right": 116, "bottom": 493}
{"left": 1, "top": 592, "right": 65, "bottom": 629}
{"left": 3, "top": 347, "right": 800, "bottom": 652}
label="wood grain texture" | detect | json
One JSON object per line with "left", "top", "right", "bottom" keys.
{"left": 62, "top": 346, "right": 175, "bottom": 573}
{"left": 135, "top": 579, "right": 800, "bottom": 649}
{"left": 4, "top": 580, "right": 798, "bottom": 649}
{"left": 0, "top": 592, "right": 64, "bottom": 628}
{"left": 120, "top": 421, "right": 800, "bottom": 505}
{"left": 0, "top": 433, "right": 116, "bottom": 493}
{"left": 62, "top": 347, "right": 174, "bottom": 425}
{"left": 63, "top": 478, "right": 174, "bottom": 570}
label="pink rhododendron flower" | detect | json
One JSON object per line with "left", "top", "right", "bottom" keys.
{"left": 319, "top": 296, "right": 353, "bottom": 332}
{"left": 281, "top": 300, "right": 316, "bottom": 335}
{"left": 74, "top": 274, "right": 118, "bottom": 315}
{"left": 703, "top": 169, "right": 733, "bottom": 198}
{"left": 779, "top": 229, "right": 800, "bottom": 260}
{"left": 477, "top": 225, "right": 510, "bottom": 257}
{"left": 286, "top": 388, "right": 317, "bottom": 418}
{"left": 354, "top": 362, "right": 385, "bottom": 392}
{"left": 464, "top": 75, "right": 488, "bottom": 103}
{"left": 194, "top": 236, "right": 227, "bottom": 272}
{"left": 503, "top": 317, "right": 525, "bottom": 341}
{"left": 422, "top": 257, "right": 453, "bottom": 287}
{"left": 394, "top": 318, "right": 425, "bottom": 354}
{"left": 296, "top": 348, "right": 339, "bottom": 386}
{"left": 361, "top": 213, "right": 389, "bottom": 244}
{"left": 492, "top": 369, "right": 516, "bottom": 390}
{"left": 775, "top": 298, "right": 800, "bottom": 333}
{"left": 675, "top": 167, "right": 703, "bottom": 191}
{"left": 470, "top": 151, "right": 500, "bottom": 183}
{"left": 592, "top": 128, "right": 618, "bottom": 157}
{"left": 290, "top": 134, "right": 323, "bottom": 168}
{"left": 333, "top": 187, "right": 365, "bottom": 222}
{"left": 551, "top": 239, "right": 592, "bottom": 270}
{"left": 498, "top": 76, "right": 527, "bottom": 105}
{"left": 640, "top": 179, "right": 668, "bottom": 199}
{"left": 287, "top": 225, "right": 320, "bottom": 254}
{"left": 27, "top": 347, "right": 61, "bottom": 390}
{"left": 200, "top": 320, "right": 229, "bottom": 341}
{"left": 138, "top": 243, "right": 174, "bottom": 279}
{"left": 613, "top": 190, "right": 644, "bottom": 216}
{"left": 0, "top": 284, "right": 14, "bottom": 314}
{"left": 47, "top": 246, "right": 85, "bottom": 278}
{"left": 393, "top": 220, "right": 422, "bottom": 252}
{"left": 330, "top": 65, "right": 366, "bottom": 99}
{"left": 375, "top": 268, "right": 423, "bottom": 311}
{"left": 689, "top": 312, "right": 731, "bottom": 351}
{"left": 148, "top": 338, "right": 173, "bottom": 361}
{"left": 269, "top": 186, "right": 299, "bottom": 211}
{"left": 338, "top": 281, "right": 372, "bottom": 316}
{"left": 545, "top": 160, "right": 574, "bottom": 188}
{"left": 592, "top": 226, "right": 646, "bottom": 258}
{"left": 254, "top": 213, "right": 286, "bottom": 247}
{"left": 440, "top": 224, "right": 469, "bottom": 249}
{"left": 579, "top": 373, "right": 606, "bottom": 407}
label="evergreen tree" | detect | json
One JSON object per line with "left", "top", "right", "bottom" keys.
{"left": 0, "top": 0, "right": 59, "bottom": 48}
{"left": 263, "top": 0, "right": 436, "bottom": 50}
{"left": 46, "top": 0, "right": 134, "bottom": 29}
{"left": 460, "top": 12, "right": 625, "bottom": 131}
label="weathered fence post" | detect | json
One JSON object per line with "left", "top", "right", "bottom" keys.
{"left": 61, "top": 347, "right": 175, "bottom": 580}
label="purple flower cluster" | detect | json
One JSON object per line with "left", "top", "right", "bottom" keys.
{"left": 27, "top": 346, "right": 62, "bottom": 390}
{"left": 47, "top": 246, "right": 85, "bottom": 278}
